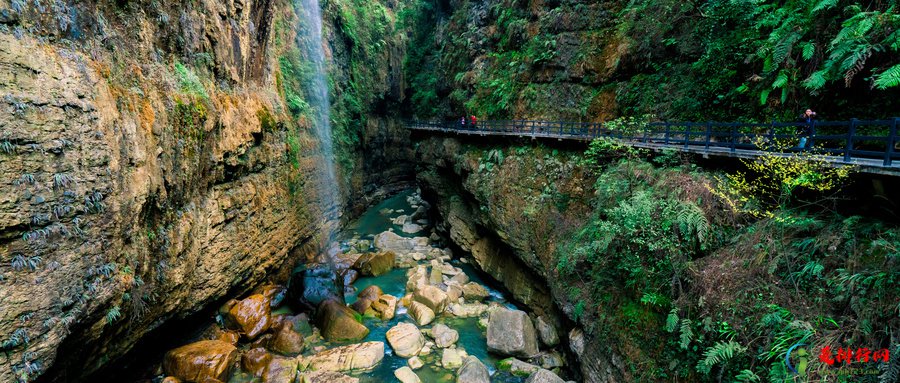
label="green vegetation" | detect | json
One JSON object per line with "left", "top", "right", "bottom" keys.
{"left": 403, "top": 0, "right": 900, "bottom": 121}
{"left": 550, "top": 140, "right": 899, "bottom": 381}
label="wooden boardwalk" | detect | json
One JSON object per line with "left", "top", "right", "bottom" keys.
{"left": 407, "top": 119, "right": 900, "bottom": 176}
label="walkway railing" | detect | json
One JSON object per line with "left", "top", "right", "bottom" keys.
{"left": 407, "top": 118, "right": 900, "bottom": 167}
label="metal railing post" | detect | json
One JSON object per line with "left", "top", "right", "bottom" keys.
{"left": 845, "top": 118, "right": 857, "bottom": 162}
{"left": 705, "top": 121, "right": 712, "bottom": 150}
{"left": 683, "top": 124, "right": 690, "bottom": 149}
{"left": 885, "top": 118, "right": 898, "bottom": 166}
{"left": 730, "top": 123, "right": 737, "bottom": 153}
{"left": 664, "top": 122, "right": 671, "bottom": 144}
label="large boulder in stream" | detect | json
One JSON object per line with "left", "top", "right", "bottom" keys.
{"left": 370, "top": 294, "right": 398, "bottom": 320}
{"left": 486, "top": 308, "right": 540, "bottom": 358}
{"left": 289, "top": 266, "right": 344, "bottom": 309}
{"left": 413, "top": 285, "right": 449, "bottom": 313}
{"left": 316, "top": 299, "right": 369, "bottom": 342}
{"left": 456, "top": 356, "right": 490, "bottom": 383}
{"left": 353, "top": 251, "right": 396, "bottom": 276}
{"left": 431, "top": 323, "right": 459, "bottom": 348}
{"left": 300, "top": 341, "right": 385, "bottom": 371}
{"left": 163, "top": 340, "right": 238, "bottom": 382}
{"left": 222, "top": 294, "right": 272, "bottom": 340}
{"left": 407, "top": 301, "right": 435, "bottom": 326}
{"left": 375, "top": 231, "right": 416, "bottom": 252}
{"left": 386, "top": 322, "right": 426, "bottom": 358}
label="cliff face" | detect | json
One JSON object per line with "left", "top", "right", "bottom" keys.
{"left": 0, "top": 0, "right": 411, "bottom": 381}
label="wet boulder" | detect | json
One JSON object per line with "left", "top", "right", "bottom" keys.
{"left": 254, "top": 285, "right": 288, "bottom": 308}
{"left": 353, "top": 251, "right": 396, "bottom": 276}
{"left": 525, "top": 369, "right": 566, "bottom": 383}
{"left": 456, "top": 356, "right": 490, "bottom": 383}
{"left": 316, "top": 299, "right": 369, "bottom": 342}
{"left": 486, "top": 308, "right": 540, "bottom": 358}
{"left": 161, "top": 377, "right": 182, "bottom": 383}
{"left": 270, "top": 321, "right": 305, "bottom": 355}
{"left": 350, "top": 285, "right": 383, "bottom": 314}
{"left": 375, "top": 231, "right": 416, "bottom": 252}
{"left": 534, "top": 316, "right": 559, "bottom": 347}
{"left": 498, "top": 358, "right": 540, "bottom": 377}
{"left": 370, "top": 294, "right": 398, "bottom": 320}
{"left": 431, "top": 324, "right": 459, "bottom": 348}
{"left": 163, "top": 340, "right": 238, "bottom": 382}
{"left": 462, "top": 283, "right": 489, "bottom": 301}
{"left": 441, "top": 348, "right": 465, "bottom": 369}
{"left": 406, "top": 265, "right": 429, "bottom": 291}
{"left": 394, "top": 366, "right": 422, "bottom": 383}
{"left": 447, "top": 303, "right": 489, "bottom": 318}
{"left": 301, "top": 341, "right": 385, "bottom": 371}
{"left": 407, "top": 301, "right": 435, "bottom": 326}
{"left": 263, "top": 356, "right": 298, "bottom": 383}
{"left": 223, "top": 294, "right": 272, "bottom": 340}
{"left": 386, "top": 322, "right": 425, "bottom": 358}
{"left": 298, "top": 371, "right": 360, "bottom": 383}
{"left": 413, "top": 285, "right": 449, "bottom": 313}
{"left": 289, "top": 266, "right": 344, "bottom": 310}
{"left": 241, "top": 347, "right": 272, "bottom": 377}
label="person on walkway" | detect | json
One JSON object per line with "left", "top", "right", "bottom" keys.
{"left": 470, "top": 115, "right": 477, "bottom": 128}
{"left": 798, "top": 108, "right": 817, "bottom": 149}
{"left": 461, "top": 116, "right": 467, "bottom": 129}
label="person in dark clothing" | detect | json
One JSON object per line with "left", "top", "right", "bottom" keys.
{"left": 798, "top": 109, "right": 817, "bottom": 149}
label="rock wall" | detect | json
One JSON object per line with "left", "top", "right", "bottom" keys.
{"left": 0, "top": 0, "right": 411, "bottom": 381}
{"left": 415, "top": 136, "right": 625, "bottom": 382}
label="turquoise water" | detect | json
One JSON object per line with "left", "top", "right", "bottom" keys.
{"left": 339, "top": 191, "right": 526, "bottom": 382}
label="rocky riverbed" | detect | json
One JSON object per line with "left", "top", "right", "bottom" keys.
{"left": 146, "top": 190, "right": 572, "bottom": 383}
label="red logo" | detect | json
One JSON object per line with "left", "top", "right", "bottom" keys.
{"left": 818, "top": 346, "right": 890, "bottom": 366}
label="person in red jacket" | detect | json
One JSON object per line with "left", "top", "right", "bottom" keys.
{"left": 470, "top": 115, "right": 477, "bottom": 128}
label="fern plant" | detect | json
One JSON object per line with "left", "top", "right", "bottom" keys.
{"left": 696, "top": 340, "right": 747, "bottom": 374}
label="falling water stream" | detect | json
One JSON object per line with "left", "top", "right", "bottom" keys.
{"left": 298, "top": 0, "right": 341, "bottom": 243}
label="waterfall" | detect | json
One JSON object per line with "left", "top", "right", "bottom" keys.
{"left": 298, "top": 0, "right": 341, "bottom": 238}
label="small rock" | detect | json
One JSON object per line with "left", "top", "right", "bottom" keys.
{"left": 301, "top": 341, "right": 385, "bottom": 372}
{"left": 406, "top": 266, "right": 429, "bottom": 291}
{"left": 449, "top": 273, "right": 469, "bottom": 285}
{"left": 537, "top": 351, "right": 566, "bottom": 369}
{"left": 408, "top": 356, "right": 424, "bottom": 369}
{"left": 419, "top": 343, "right": 433, "bottom": 356}
{"left": 569, "top": 328, "right": 585, "bottom": 356}
{"left": 462, "top": 283, "right": 489, "bottom": 301}
{"left": 264, "top": 356, "right": 298, "bottom": 383}
{"left": 242, "top": 347, "right": 272, "bottom": 377}
{"left": 215, "top": 329, "right": 240, "bottom": 345}
{"left": 297, "top": 371, "right": 359, "bottom": 383}
{"left": 431, "top": 324, "right": 459, "bottom": 348}
{"left": 163, "top": 340, "right": 238, "bottom": 382}
{"left": 161, "top": 377, "right": 181, "bottom": 383}
{"left": 456, "top": 356, "right": 489, "bottom": 383}
{"left": 270, "top": 321, "right": 305, "bottom": 355}
{"left": 445, "top": 284, "right": 463, "bottom": 302}
{"left": 441, "top": 348, "right": 465, "bottom": 369}
{"left": 534, "top": 316, "right": 559, "bottom": 347}
{"left": 414, "top": 285, "right": 449, "bottom": 313}
{"left": 289, "top": 266, "right": 344, "bottom": 309}
{"left": 447, "top": 303, "right": 488, "bottom": 318}
{"left": 394, "top": 366, "right": 422, "bottom": 383}
{"left": 255, "top": 285, "right": 288, "bottom": 308}
{"left": 498, "top": 358, "right": 540, "bottom": 377}
{"left": 353, "top": 251, "right": 396, "bottom": 276}
{"left": 386, "top": 322, "right": 426, "bottom": 358}
{"left": 525, "top": 369, "right": 566, "bottom": 383}
{"left": 223, "top": 294, "right": 272, "bottom": 340}
{"left": 402, "top": 222, "right": 424, "bottom": 234}
{"left": 370, "top": 294, "right": 398, "bottom": 320}
{"left": 407, "top": 301, "right": 435, "bottom": 326}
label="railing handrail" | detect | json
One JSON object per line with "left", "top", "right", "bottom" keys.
{"left": 405, "top": 118, "right": 900, "bottom": 167}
